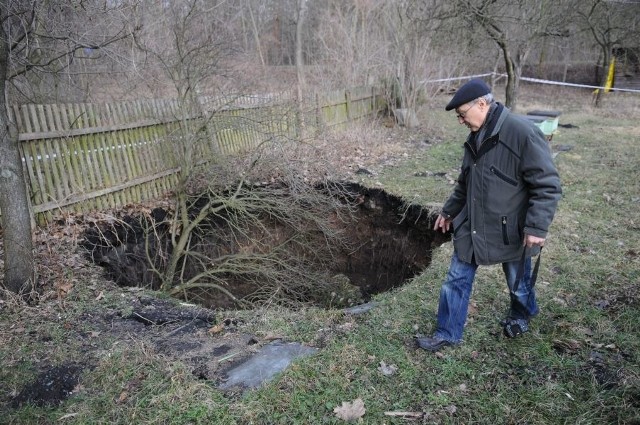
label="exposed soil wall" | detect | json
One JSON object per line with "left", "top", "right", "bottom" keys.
{"left": 82, "top": 183, "right": 450, "bottom": 309}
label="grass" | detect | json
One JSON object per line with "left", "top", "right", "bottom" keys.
{"left": 1, "top": 85, "right": 639, "bottom": 424}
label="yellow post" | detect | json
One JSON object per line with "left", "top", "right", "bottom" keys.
{"left": 594, "top": 57, "right": 615, "bottom": 95}
{"left": 604, "top": 57, "right": 615, "bottom": 93}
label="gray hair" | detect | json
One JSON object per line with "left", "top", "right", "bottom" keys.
{"left": 479, "top": 93, "right": 494, "bottom": 104}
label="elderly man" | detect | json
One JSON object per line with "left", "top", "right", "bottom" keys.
{"left": 416, "top": 79, "right": 562, "bottom": 352}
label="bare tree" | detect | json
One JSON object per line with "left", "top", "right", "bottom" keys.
{"left": 577, "top": 0, "right": 640, "bottom": 106}
{"left": 295, "top": 0, "right": 309, "bottom": 139}
{"left": 312, "top": 0, "right": 385, "bottom": 88}
{"left": 446, "top": 0, "right": 575, "bottom": 111}
{"left": 311, "top": 0, "right": 450, "bottom": 121}
{"left": 0, "top": 0, "right": 137, "bottom": 296}
{"left": 121, "top": 0, "right": 358, "bottom": 307}
{"left": 0, "top": 8, "right": 32, "bottom": 295}
{"left": 245, "top": 0, "right": 267, "bottom": 66}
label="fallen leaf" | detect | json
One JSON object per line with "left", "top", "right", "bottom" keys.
{"left": 378, "top": 361, "right": 398, "bottom": 376}
{"left": 95, "top": 291, "right": 104, "bottom": 301}
{"left": 208, "top": 324, "right": 225, "bottom": 335}
{"left": 55, "top": 280, "right": 74, "bottom": 299}
{"left": 58, "top": 412, "right": 78, "bottom": 420}
{"left": 116, "top": 391, "right": 128, "bottom": 404}
{"left": 334, "top": 398, "right": 366, "bottom": 421}
{"left": 444, "top": 405, "right": 457, "bottom": 414}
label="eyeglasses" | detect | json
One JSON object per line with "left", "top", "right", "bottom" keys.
{"left": 456, "top": 100, "right": 478, "bottom": 120}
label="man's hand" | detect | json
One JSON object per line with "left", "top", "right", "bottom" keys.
{"left": 523, "top": 234, "right": 545, "bottom": 248}
{"left": 434, "top": 214, "right": 452, "bottom": 233}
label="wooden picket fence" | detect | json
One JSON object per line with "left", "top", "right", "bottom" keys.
{"left": 11, "top": 86, "right": 385, "bottom": 224}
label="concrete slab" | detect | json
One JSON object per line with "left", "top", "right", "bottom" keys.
{"left": 343, "top": 302, "right": 378, "bottom": 315}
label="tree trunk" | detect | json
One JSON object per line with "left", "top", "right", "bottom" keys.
{"left": 295, "top": 0, "right": 308, "bottom": 140}
{"left": 247, "top": 0, "right": 265, "bottom": 67}
{"left": 501, "top": 43, "right": 518, "bottom": 111}
{"left": 593, "top": 48, "right": 610, "bottom": 108}
{"left": 0, "top": 19, "right": 35, "bottom": 295}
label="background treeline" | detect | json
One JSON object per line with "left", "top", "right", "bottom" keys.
{"left": 6, "top": 0, "right": 640, "bottom": 107}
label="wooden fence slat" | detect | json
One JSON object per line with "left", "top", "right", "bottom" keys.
{"left": 39, "top": 105, "right": 66, "bottom": 205}
{"left": 14, "top": 106, "right": 40, "bottom": 207}
{"left": 24, "top": 142, "right": 43, "bottom": 207}
{"left": 60, "top": 104, "right": 86, "bottom": 204}
{"left": 67, "top": 104, "right": 89, "bottom": 196}
{"left": 75, "top": 103, "right": 106, "bottom": 209}
{"left": 75, "top": 102, "right": 98, "bottom": 213}
{"left": 89, "top": 103, "right": 115, "bottom": 207}
{"left": 29, "top": 104, "right": 57, "bottom": 211}
{"left": 46, "top": 105, "right": 71, "bottom": 197}
{"left": 108, "top": 101, "right": 130, "bottom": 205}
{"left": 54, "top": 105, "right": 76, "bottom": 209}
{"left": 134, "top": 99, "right": 158, "bottom": 200}
{"left": 120, "top": 101, "right": 143, "bottom": 202}
{"left": 105, "top": 103, "right": 126, "bottom": 207}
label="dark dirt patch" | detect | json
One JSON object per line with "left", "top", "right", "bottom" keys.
{"left": 121, "top": 296, "right": 216, "bottom": 326}
{"left": 11, "top": 363, "right": 85, "bottom": 408}
{"left": 4, "top": 294, "right": 271, "bottom": 408}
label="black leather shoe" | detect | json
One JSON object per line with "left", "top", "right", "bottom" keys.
{"left": 415, "top": 336, "right": 453, "bottom": 352}
{"left": 501, "top": 318, "right": 529, "bottom": 338}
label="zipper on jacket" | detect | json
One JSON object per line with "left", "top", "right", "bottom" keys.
{"left": 501, "top": 216, "right": 510, "bottom": 245}
{"left": 490, "top": 165, "right": 518, "bottom": 186}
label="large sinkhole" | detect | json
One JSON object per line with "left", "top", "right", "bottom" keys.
{"left": 82, "top": 182, "right": 450, "bottom": 309}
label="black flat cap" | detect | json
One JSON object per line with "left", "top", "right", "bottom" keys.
{"left": 445, "top": 78, "right": 491, "bottom": 111}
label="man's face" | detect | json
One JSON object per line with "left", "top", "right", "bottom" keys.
{"left": 455, "top": 99, "right": 486, "bottom": 132}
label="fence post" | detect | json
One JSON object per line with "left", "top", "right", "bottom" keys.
{"left": 345, "top": 90, "right": 351, "bottom": 121}
{"left": 315, "top": 91, "right": 324, "bottom": 135}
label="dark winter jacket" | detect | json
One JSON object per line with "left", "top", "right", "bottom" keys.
{"left": 442, "top": 103, "right": 562, "bottom": 265}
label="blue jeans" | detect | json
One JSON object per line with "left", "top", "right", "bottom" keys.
{"left": 433, "top": 251, "right": 539, "bottom": 343}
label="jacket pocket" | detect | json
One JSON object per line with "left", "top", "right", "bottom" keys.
{"left": 501, "top": 215, "right": 509, "bottom": 245}
{"left": 452, "top": 208, "right": 468, "bottom": 237}
{"left": 490, "top": 165, "right": 518, "bottom": 186}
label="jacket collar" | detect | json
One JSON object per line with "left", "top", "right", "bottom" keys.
{"left": 465, "top": 103, "right": 507, "bottom": 159}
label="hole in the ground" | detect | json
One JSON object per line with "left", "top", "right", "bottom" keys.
{"left": 82, "top": 182, "right": 450, "bottom": 309}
